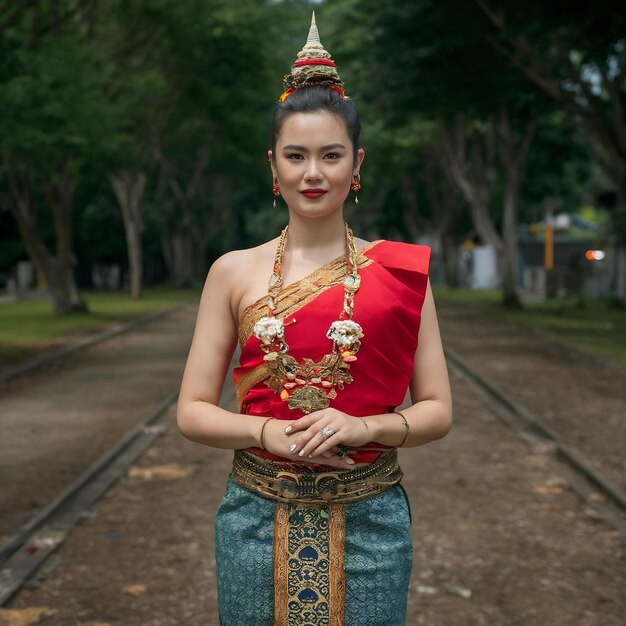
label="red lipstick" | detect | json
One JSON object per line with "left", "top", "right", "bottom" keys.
{"left": 301, "top": 188, "right": 327, "bottom": 199}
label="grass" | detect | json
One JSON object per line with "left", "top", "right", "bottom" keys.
{"left": 0, "top": 287, "right": 199, "bottom": 366}
{"left": 434, "top": 286, "right": 626, "bottom": 371}
{"left": 2, "top": 285, "right": 624, "bottom": 374}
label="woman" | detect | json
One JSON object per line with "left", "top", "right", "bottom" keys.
{"left": 177, "top": 13, "right": 452, "bottom": 626}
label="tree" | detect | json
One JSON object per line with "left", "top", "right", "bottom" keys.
{"left": 325, "top": 0, "right": 546, "bottom": 305}
{"left": 0, "top": 2, "right": 113, "bottom": 313}
{"left": 473, "top": 0, "right": 626, "bottom": 304}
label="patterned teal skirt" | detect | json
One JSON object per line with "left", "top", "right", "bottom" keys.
{"left": 214, "top": 473, "right": 413, "bottom": 626}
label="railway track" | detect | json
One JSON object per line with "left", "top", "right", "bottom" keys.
{"left": 1, "top": 344, "right": 623, "bottom": 607}
{"left": 0, "top": 389, "right": 179, "bottom": 605}
{"left": 445, "top": 346, "right": 626, "bottom": 527}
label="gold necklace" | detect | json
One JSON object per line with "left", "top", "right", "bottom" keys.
{"left": 252, "top": 222, "right": 364, "bottom": 414}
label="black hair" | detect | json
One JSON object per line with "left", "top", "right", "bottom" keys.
{"left": 270, "top": 86, "right": 361, "bottom": 161}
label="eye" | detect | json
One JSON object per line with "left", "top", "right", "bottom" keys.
{"left": 324, "top": 152, "right": 340, "bottom": 159}
{"left": 286, "top": 153, "right": 304, "bottom": 160}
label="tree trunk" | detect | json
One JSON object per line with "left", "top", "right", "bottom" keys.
{"left": 421, "top": 152, "right": 465, "bottom": 287}
{"left": 438, "top": 115, "right": 503, "bottom": 254}
{"left": 109, "top": 170, "right": 146, "bottom": 298}
{"left": 153, "top": 144, "right": 209, "bottom": 287}
{"left": 160, "top": 221, "right": 194, "bottom": 287}
{"left": 496, "top": 108, "right": 537, "bottom": 308}
{"left": 437, "top": 115, "right": 504, "bottom": 288}
{"left": 170, "top": 223, "right": 194, "bottom": 287}
{"left": 5, "top": 157, "right": 87, "bottom": 314}
{"left": 500, "top": 175, "right": 522, "bottom": 307}
{"left": 43, "top": 161, "right": 88, "bottom": 314}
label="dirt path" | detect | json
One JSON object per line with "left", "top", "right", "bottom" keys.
{"left": 2, "top": 298, "right": 625, "bottom": 625}
{"left": 5, "top": 365, "right": 624, "bottom": 625}
{"left": 0, "top": 306, "right": 197, "bottom": 538}
{"left": 437, "top": 299, "right": 626, "bottom": 494}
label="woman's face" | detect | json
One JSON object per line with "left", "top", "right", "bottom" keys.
{"left": 268, "top": 110, "right": 365, "bottom": 218}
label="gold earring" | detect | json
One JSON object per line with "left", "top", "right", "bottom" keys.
{"left": 272, "top": 179, "right": 280, "bottom": 208}
{"left": 350, "top": 174, "right": 361, "bottom": 204}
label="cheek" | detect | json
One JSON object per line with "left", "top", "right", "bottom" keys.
{"left": 280, "top": 170, "right": 301, "bottom": 188}
{"left": 276, "top": 160, "right": 301, "bottom": 182}
{"left": 331, "top": 165, "right": 354, "bottom": 186}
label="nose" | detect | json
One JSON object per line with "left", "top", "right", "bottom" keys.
{"left": 304, "top": 158, "right": 322, "bottom": 182}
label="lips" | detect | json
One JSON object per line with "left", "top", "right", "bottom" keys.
{"left": 301, "top": 189, "right": 327, "bottom": 199}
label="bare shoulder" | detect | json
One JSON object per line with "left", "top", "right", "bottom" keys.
{"left": 207, "top": 240, "right": 274, "bottom": 284}
{"left": 208, "top": 247, "right": 252, "bottom": 281}
{"left": 206, "top": 239, "right": 280, "bottom": 326}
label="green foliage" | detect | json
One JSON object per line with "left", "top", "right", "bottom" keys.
{"left": 0, "top": 0, "right": 615, "bottom": 280}
{"left": 321, "top": 0, "right": 606, "bottom": 239}
{"left": 0, "top": 32, "right": 116, "bottom": 163}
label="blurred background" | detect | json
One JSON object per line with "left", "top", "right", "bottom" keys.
{"left": 1, "top": 0, "right": 625, "bottom": 313}
{"left": 0, "top": 2, "right": 625, "bottom": 624}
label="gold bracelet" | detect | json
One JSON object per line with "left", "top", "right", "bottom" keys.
{"left": 361, "top": 418, "right": 370, "bottom": 438}
{"left": 259, "top": 417, "right": 275, "bottom": 450}
{"left": 394, "top": 411, "right": 410, "bottom": 448}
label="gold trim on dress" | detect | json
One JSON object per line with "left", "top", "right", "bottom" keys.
{"left": 274, "top": 502, "right": 289, "bottom": 626}
{"left": 237, "top": 241, "right": 380, "bottom": 348}
{"left": 273, "top": 500, "right": 346, "bottom": 626}
{"left": 328, "top": 502, "right": 346, "bottom": 625}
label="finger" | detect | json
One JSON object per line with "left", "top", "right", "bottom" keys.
{"left": 308, "top": 435, "right": 341, "bottom": 457}
{"left": 283, "top": 412, "right": 322, "bottom": 434}
{"left": 292, "top": 420, "right": 331, "bottom": 456}
{"left": 287, "top": 416, "right": 330, "bottom": 455}
{"left": 310, "top": 446, "right": 355, "bottom": 466}
{"left": 283, "top": 417, "right": 307, "bottom": 435}
{"left": 300, "top": 428, "right": 341, "bottom": 458}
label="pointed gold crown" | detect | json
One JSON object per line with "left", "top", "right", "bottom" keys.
{"left": 279, "top": 11, "right": 346, "bottom": 103}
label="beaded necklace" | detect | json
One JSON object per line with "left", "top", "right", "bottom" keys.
{"left": 252, "top": 222, "right": 364, "bottom": 414}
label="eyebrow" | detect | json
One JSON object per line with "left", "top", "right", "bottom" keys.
{"left": 282, "top": 143, "right": 347, "bottom": 151}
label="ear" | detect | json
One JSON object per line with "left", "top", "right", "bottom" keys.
{"left": 267, "top": 150, "right": 277, "bottom": 179}
{"left": 353, "top": 148, "right": 365, "bottom": 177}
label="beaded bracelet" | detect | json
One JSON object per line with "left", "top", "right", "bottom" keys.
{"left": 394, "top": 411, "right": 410, "bottom": 448}
{"left": 259, "top": 417, "right": 276, "bottom": 450}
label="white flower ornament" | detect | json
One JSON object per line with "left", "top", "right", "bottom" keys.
{"left": 253, "top": 316, "right": 285, "bottom": 344}
{"left": 326, "top": 320, "right": 364, "bottom": 347}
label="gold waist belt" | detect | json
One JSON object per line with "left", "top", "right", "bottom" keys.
{"left": 231, "top": 447, "right": 403, "bottom": 504}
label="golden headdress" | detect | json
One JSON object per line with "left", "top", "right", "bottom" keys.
{"left": 279, "top": 11, "right": 346, "bottom": 103}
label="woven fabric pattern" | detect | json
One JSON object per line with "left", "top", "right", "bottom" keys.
{"left": 215, "top": 473, "right": 412, "bottom": 626}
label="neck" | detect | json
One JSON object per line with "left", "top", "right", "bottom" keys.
{"left": 285, "top": 211, "right": 348, "bottom": 260}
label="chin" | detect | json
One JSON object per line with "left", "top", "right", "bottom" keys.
{"left": 287, "top": 197, "right": 345, "bottom": 218}
{"left": 289, "top": 207, "right": 343, "bottom": 220}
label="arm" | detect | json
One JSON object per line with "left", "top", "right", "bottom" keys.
{"left": 364, "top": 277, "right": 453, "bottom": 446}
{"left": 176, "top": 251, "right": 266, "bottom": 449}
{"left": 178, "top": 251, "right": 358, "bottom": 469}
{"left": 283, "top": 275, "right": 453, "bottom": 460}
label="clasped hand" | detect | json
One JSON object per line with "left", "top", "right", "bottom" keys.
{"left": 264, "top": 408, "right": 371, "bottom": 467}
